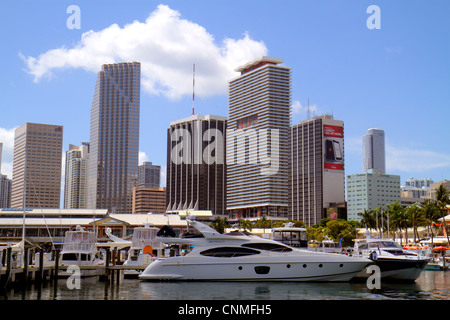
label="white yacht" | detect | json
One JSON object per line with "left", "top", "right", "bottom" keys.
{"left": 139, "top": 220, "right": 371, "bottom": 282}
{"left": 352, "top": 238, "right": 428, "bottom": 281}
{"left": 123, "top": 224, "right": 164, "bottom": 268}
{"left": 59, "top": 225, "right": 103, "bottom": 276}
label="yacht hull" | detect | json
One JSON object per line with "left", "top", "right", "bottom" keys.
{"left": 355, "top": 258, "right": 428, "bottom": 281}
{"left": 139, "top": 255, "right": 370, "bottom": 282}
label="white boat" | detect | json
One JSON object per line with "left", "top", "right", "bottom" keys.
{"left": 121, "top": 224, "right": 164, "bottom": 276}
{"left": 59, "top": 225, "right": 103, "bottom": 276}
{"left": 352, "top": 238, "right": 428, "bottom": 281}
{"left": 139, "top": 219, "right": 371, "bottom": 282}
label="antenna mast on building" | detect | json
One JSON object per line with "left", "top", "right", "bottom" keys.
{"left": 307, "top": 98, "right": 310, "bottom": 119}
{"left": 192, "top": 63, "right": 195, "bottom": 115}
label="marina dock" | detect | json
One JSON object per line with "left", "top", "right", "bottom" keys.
{"left": 0, "top": 247, "right": 148, "bottom": 288}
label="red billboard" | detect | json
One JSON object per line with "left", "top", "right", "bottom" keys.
{"left": 324, "top": 125, "right": 344, "bottom": 171}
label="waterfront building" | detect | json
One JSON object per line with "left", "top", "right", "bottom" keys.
{"left": 87, "top": 62, "right": 141, "bottom": 213}
{"left": 405, "top": 177, "right": 433, "bottom": 189}
{"left": 166, "top": 114, "right": 227, "bottom": 215}
{"left": 347, "top": 173, "right": 401, "bottom": 221}
{"left": 362, "top": 128, "right": 385, "bottom": 174}
{"left": 132, "top": 186, "right": 166, "bottom": 214}
{"left": 428, "top": 180, "right": 450, "bottom": 200}
{"left": 11, "top": 123, "right": 63, "bottom": 209}
{"left": 289, "top": 115, "right": 346, "bottom": 225}
{"left": 0, "top": 208, "right": 204, "bottom": 245}
{"left": 226, "top": 56, "right": 291, "bottom": 218}
{"left": 0, "top": 174, "right": 11, "bottom": 208}
{"left": 64, "top": 143, "right": 89, "bottom": 209}
{"left": 138, "top": 161, "right": 160, "bottom": 188}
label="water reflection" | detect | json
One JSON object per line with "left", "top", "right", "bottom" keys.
{"left": 1, "top": 271, "right": 449, "bottom": 300}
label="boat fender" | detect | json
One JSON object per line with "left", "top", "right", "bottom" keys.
{"left": 369, "top": 251, "right": 378, "bottom": 261}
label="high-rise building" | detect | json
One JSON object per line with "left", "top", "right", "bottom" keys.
{"left": 87, "top": 62, "right": 140, "bottom": 213}
{"left": 347, "top": 173, "right": 401, "bottom": 221}
{"left": 11, "top": 123, "right": 63, "bottom": 209}
{"left": 289, "top": 115, "right": 346, "bottom": 225}
{"left": 0, "top": 175, "right": 11, "bottom": 208}
{"left": 64, "top": 143, "right": 89, "bottom": 209}
{"left": 132, "top": 186, "right": 166, "bottom": 214}
{"left": 363, "top": 128, "right": 385, "bottom": 174}
{"left": 226, "top": 56, "right": 291, "bottom": 218}
{"left": 166, "top": 114, "right": 227, "bottom": 215}
{"left": 138, "top": 161, "right": 160, "bottom": 188}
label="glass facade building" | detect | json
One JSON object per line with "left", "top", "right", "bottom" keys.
{"left": 87, "top": 62, "right": 140, "bottom": 213}
{"left": 166, "top": 114, "right": 227, "bottom": 215}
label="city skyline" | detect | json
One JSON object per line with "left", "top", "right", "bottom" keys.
{"left": 1, "top": 1, "right": 449, "bottom": 201}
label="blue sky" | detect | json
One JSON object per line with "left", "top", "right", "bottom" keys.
{"left": 1, "top": 0, "right": 449, "bottom": 193}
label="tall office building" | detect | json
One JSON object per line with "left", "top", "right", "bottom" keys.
{"left": 166, "top": 114, "right": 227, "bottom": 215}
{"left": 226, "top": 56, "right": 291, "bottom": 218}
{"left": 289, "top": 115, "right": 346, "bottom": 225}
{"left": 0, "top": 175, "right": 11, "bottom": 208}
{"left": 132, "top": 186, "right": 166, "bottom": 214}
{"left": 138, "top": 161, "right": 160, "bottom": 188}
{"left": 64, "top": 143, "right": 89, "bottom": 209}
{"left": 363, "top": 128, "right": 385, "bottom": 174}
{"left": 11, "top": 123, "right": 63, "bottom": 209}
{"left": 87, "top": 62, "right": 140, "bottom": 213}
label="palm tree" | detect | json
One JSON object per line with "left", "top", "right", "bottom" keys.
{"left": 358, "top": 209, "right": 375, "bottom": 236}
{"left": 386, "top": 200, "right": 404, "bottom": 240}
{"left": 435, "top": 184, "right": 450, "bottom": 243}
{"left": 209, "top": 216, "right": 230, "bottom": 234}
{"left": 390, "top": 205, "right": 409, "bottom": 244}
{"left": 405, "top": 203, "right": 426, "bottom": 243}
{"left": 421, "top": 199, "right": 442, "bottom": 245}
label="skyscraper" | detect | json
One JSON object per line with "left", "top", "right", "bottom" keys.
{"left": 289, "top": 115, "right": 345, "bottom": 225}
{"left": 11, "top": 122, "right": 63, "bottom": 209}
{"left": 0, "top": 175, "right": 11, "bottom": 208}
{"left": 363, "top": 128, "right": 385, "bottom": 174}
{"left": 87, "top": 62, "right": 140, "bottom": 213}
{"left": 138, "top": 161, "right": 160, "bottom": 188}
{"left": 64, "top": 143, "right": 89, "bottom": 209}
{"left": 166, "top": 114, "right": 227, "bottom": 215}
{"left": 227, "top": 56, "right": 291, "bottom": 218}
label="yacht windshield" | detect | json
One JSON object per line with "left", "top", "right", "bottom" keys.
{"left": 368, "top": 241, "right": 402, "bottom": 249}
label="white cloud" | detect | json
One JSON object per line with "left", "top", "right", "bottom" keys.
{"left": 292, "top": 100, "right": 319, "bottom": 115}
{"left": 386, "top": 145, "right": 450, "bottom": 173}
{"left": 20, "top": 4, "right": 268, "bottom": 100}
{"left": 139, "top": 151, "right": 149, "bottom": 165}
{"left": 0, "top": 127, "right": 17, "bottom": 179}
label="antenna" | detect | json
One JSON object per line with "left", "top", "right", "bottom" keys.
{"left": 192, "top": 63, "right": 195, "bottom": 115}
{"left": 307, "top": 98, "right": 310, "bottom": 119}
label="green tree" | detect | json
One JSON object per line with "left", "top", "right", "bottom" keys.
{"left": 237, "top": 219, "right": 253, "bottom": 232}
{"left": 253, "top": 216, "right": 271, "bottom": 229}
{"left": 209, "top": 216, "right": 230, "bottom": 234}
{"left": 323, "top": 219, "right": 357, "bottom": 247}
{"left": 435, "top": 184, "right": 450, "bottom": 243}
{"left": 405, "top": 203, "right": 426, "bottom": 243}
{"left": 421, "top": 199, "right": 442, "bottom": 245}
{"left": 386, "top": 201, "right": 404, "bottom": 239}
{"left": 358, "top": 209, "right": 375, "bottom": 235}
{"left": 389, "top": 204, "right": 409, "bottom": 244}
